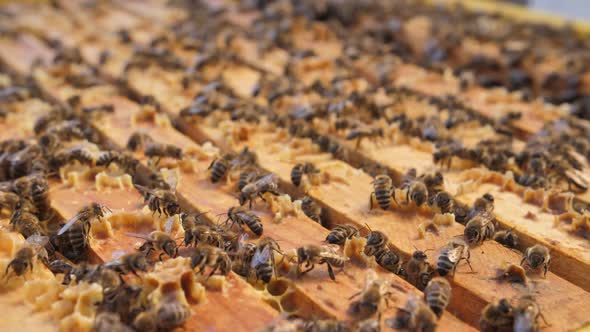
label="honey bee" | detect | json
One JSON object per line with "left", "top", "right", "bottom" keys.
{"left": 326, "top": 225, "right": 359, "bottom": 245}
{"left": 190, "top": 244, "right": 232, "bottom": 277}
{"left": 419, "top": 171, "right": 444, "bottom": 196}
{"left": 135, "top": 185, "right": 180, "bottom": 217}
{"left": 239, "top": 173, "right": 280, "bottom": 208}
{"left": 82, "top": 104, "right": 114, "bottom": 117}
{"left": 386, "top": 295, "right": 437, "bottom": 332}
{"left": 50, "top": 146, "right": 95, "bottom": 170}
{"left": 464, "top": 213, "right": 496, "bottom": 246}
{"left": 10, "top": 210, "right": 42, "bottom": 238}
{"left": 301, "top": 319, "right": 351, "bottom": 332}
{"left": 232, "top": 233, "right": 257, "bottom": 277}
{"left": 348, "top": 270, "right": 390, "bottom": 320}
{"left": 30, "top": 178, "right": 52, "bottom": 220}
{"left": 399, "top": 169, "right": 428, "bottom": 207}
{"left": 250, "top": 243, "right": 276, "bottom": 283}
{"left": 493, "top": 228, "right": 519, "bottom": 249}
{"left": 92, "top": 312, "right": 132, "bottom": 332}
{"left": 4, "top": 235, "right": 49, "bottom": 280}
{"left": 100, "top": 284, "right": 144, "bottom": 325}
{"left": 208, "top": 153, "right": 234, "bottom": 183}
{"left": 428, "top": 191, "right": 454, "bottom": 214}
{"left": 226, "top": 206, "right": 263, "bottom": 236}
{"left": 301, "top": 196, "right": 325, "bottom": 225}
{"left": 180, "top": 212, "right": 223, "bottom": 248}
{"left": 132, "top": 309, "right": 158, "bottom": 332}
{"left": 406, "top": 250, "right": 434, "bottom": 291}
{"left": 156, "top": 300, "right": 191, "bottom": 330}
{"left": 424, "top": 277, "right": 451, "bottom": 318}
{"left": 57, "top": 203, "right": 110, "bottom": 236}
{"left": 237, "top": 168, "right": 260, "bottom": 191}
{"left": 126, "top": 231, "right": 178, "bottom": 260}
{"left": 364, "top": 227, "right": 388, "bottom": 257}
{"left": 492, "top": 263, "right": 528, "bottom": 284}
{"left": 144, "top": 142, "right": 183, "bottom": 160}
{"left": 520, "top": 244, "right": 551, "bottom": 277}
{"left": 127, "top": 132, "right": 154, "bottom": 151}
{"left": 479, "top": 299, "right": 514, "bottom": 332}
{"left": 436, "top": 238, "right": 473, "bottom": 277}
{"left": 55, "top": 221, "right": 91, "bottom": 263}
{"left": 104, "top": 252, "right": 150, "bottom": 276}
{"left": 514, "top": 295, "right": 549, "bottom": 332}
{"left": 296, "top": 244, "right": 346, "bottom": 281}
{"left": 96, "top": 151, "right": 139, "bottom": 174}
{"left": 290, "top": 162, "right": 320, "bottom": 187}
{"left": 88, "top": 265, "right": 123, "bottom": 293}
{"left": 370, "top": 175, "right": 394, "bottom": 210}
{"left": 346, "top": 127, "right": 383, "bottom": 149}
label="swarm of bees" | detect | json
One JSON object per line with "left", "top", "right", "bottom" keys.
{"left": 2, "top": 0, "right": 589, "bottom": 331}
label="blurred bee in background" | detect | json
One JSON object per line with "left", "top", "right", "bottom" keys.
{"left": 127, "top": 132, "right": 154, "bottom": 151}
{"left": 514, "top": 295, "right": 549, "bottom": 332}
{"left": 419, "top": 171, "right": 444, "bottom": 197}
{"left": 346, "top": 127, "right": 384, "bottom": 149}
{"left": 479, "top": 299, "right": 514, "bottom": 332}
{"left": 4, "top": 235, "right": 49, "bottom": 280}
{"left": 348, "top": 269, "right": 391, "bottom": 320}
{"left": 104, "top": 252, "right": 150, "bottom": 276}
{"left": 492, "top": 263, "right": 528, "bottom": 285}
{"left": 155, "top": 300, "right": 192, "bottom": 331}
{"left": 386, "top": 295, "right": 437, "bottom": 332}
{"left": 370, "top": 175, "right": 394, "bottom": 210}
{"left": 290, "top": 162, "right": 320, "bottom": 187}
{"left": 296, "top": 244, "right": 346, "bottom": 281}
{"left": 424, "top": 277, "right": 451, "bottom": 318}
{"left": 237, "top": 168, "right": 259, "bottom": 191}
{"left": 144, "top": 143, "right": 183, "bottom": 160}
{"left": 436, "top": 238, "right": 473, "bottom": 277}
{"left": 520, "top": 244, "right": 551, "bottom": 277}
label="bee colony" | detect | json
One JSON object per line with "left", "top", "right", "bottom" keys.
{"left": 0, "top": 0, "right": 589, "bottom": 331}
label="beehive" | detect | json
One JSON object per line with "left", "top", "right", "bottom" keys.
{"left": 0, "top": 0, "right": 589, "bottom": 331}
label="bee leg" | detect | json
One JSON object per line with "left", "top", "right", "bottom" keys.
{"left": 301, "top": 264, "right": 315, "bottom": 275}
{"left": 464, "top": 257, "right": 474, "bottom": 272}
{"left": 348, "top": 290, "right": 362, "bottom": 300}
{"left": 370, "top": 192, "right": 375, "bottom": 210}
{"left": 158, "top": 252, "right": 165, "bottom": 262}
{"left": 327, "top": 263, "right": 336, "bottom": 281}
{"left": 355, "top": 138, "right": 361, "bottom": 150}
{"left": 543, "top": 263, "right": 548, "bottom": 278}
{"left": 207, "top": 266, "right": 219, "bottom": 279}
{"left": 520, "top": 256, "right": 526, "bottom": 267}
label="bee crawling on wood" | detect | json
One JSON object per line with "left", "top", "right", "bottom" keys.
{"left": 493, "top": 228, "right": 519, "bottom": 249}
{"left": 295, "top": 244, "right": 347, "bottom": 281}
{"left": 126, "top": 231, "right": 178, "bottom": 261}
{"left": 346, "top": 127, "right": 384, "bottom": 149}
{"left": 326, "top": 224, "right": 359, "bottom": 245}
{"left": 250, "top": 238, "right": 282, "bottom": 283}
{"left": 208, "top": 153, "right": 235, "bottom": 183}
{"left": 436, "top": 238, "right": 473, "bottom": 277}
{"left": 520, "top": 244, "right": 551, "bottom": 277}
{"left": 370, "top": 174, "right": 394, "bottom": 210}
{"left": 144, "top": 142, "right": 183, "bottom": 160}
{"left": 428, "top": 191, "right": 454, "bottom": 214}
{"left": 239, "top": 173, "right": 281, "bottom": 208}
{"left": 126, "top": 132, "right": 154, "bottom": 151}
{"left": 406, "top": 248, "right": 434, "bottom": 291}
{"left": 104, "top": 252, "right": 150, "bottom": 276}
{"left": 491, "top": 263, "right": 528, "bottom": 285}
{"left": 301, "top": 196, "right": 325, "bottom": 226}
{"left": 4, "top": 234, "right": 49, "bottom": 280}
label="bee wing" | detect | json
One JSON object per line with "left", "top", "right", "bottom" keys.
{"left": 124, "top": 232, "right": 152, "bottom": 241}
{"left": 163, "top": 171, "right": 178, "bottom": 193}
{"left": 26, "top": 234, "right": 49, "bottom": 247}
{"left": 56, "top": 214, "right": 82, "bottom": 236}
{"left": 238, "top": 233, "right": 250, "bottom": 250}
{"left": 251, "top": 245, "right": 271, "bottom": 268}
{"left": 134, "top": 184, "right": 151, "bottom": 195}
{"left": 256, "top": 173, "right": 278, "bottom": 187}
{"left": 447, "top": 247, "right": 463, "bottom": 263}
{"left": 110, "top": 250, "right": 127, "bottom": 260}
{"left": 318, "top": 245, "right": 344, "bottom": 259}
{"left": 164, "top": 216, "right": 175, "bottom": 234}
{"left": 565, "top": 169, "right": 589, "bottom": 190}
